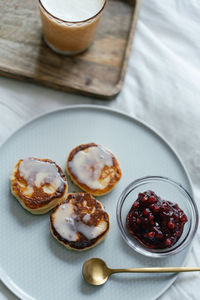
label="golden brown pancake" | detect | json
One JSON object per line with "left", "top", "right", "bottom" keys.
{"left": 10, "top": 157, "right": 68, "bottom": 214}
{"left": 66, "top": 143, "right": 122, "bottom": 196}
{"left": 50, "top": 193, "right": 110, "bottom": 251}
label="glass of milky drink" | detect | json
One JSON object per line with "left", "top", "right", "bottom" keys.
{"left": 38, "top": 0, "right": 106, "bottom": 55}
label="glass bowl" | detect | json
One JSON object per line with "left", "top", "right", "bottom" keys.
{"left": 116, "top": 176, "right": 199, "bottom": 258}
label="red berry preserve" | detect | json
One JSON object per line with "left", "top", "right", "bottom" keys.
{"left": 126, "top": 191, "right": 188, "bottom": 249}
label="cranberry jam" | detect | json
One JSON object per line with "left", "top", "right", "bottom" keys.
{"left": 126, "top": 190, "right": 188, "bottom": 249}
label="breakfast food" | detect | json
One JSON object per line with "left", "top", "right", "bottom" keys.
{"left": 39, "top": 0, "right": 106, "bottom": 54}
{"left": 50, "top": 193, "right": 110, "bottom": 251}
{"left": 126, "top": 190, "right": 188, "bottom": 249}
{"left": 10, "top": 157, "right": 68, "bottom": 214}
{"left": 66, "top": 143, "right": 122, "bottom": 196}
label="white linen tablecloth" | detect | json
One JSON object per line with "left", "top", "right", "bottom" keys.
{"left": 0, "top": 0, "right": 200, "bottom": 299}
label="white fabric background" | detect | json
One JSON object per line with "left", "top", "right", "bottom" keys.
{"left": 0, "top": 0, "right": 200, "bottom": 299}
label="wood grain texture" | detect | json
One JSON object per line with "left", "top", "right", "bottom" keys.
{"left": 0, "top": 0, "right": 140, "bottom": 99}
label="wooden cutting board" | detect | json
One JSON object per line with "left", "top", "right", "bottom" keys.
{"left": 0, "top": 0, "right": 140, "bottom": 99}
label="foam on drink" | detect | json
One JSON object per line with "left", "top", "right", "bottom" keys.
{"left": 40, "top": 0, "right": 105, "bottom": 22}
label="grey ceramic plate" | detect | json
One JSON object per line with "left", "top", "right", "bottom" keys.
{"left": 0, "top": 105, "right": 193, "bottom": 300}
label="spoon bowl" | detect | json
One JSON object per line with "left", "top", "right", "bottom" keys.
{"left": 82, "top": 258, "right": 110, "bottom": 286}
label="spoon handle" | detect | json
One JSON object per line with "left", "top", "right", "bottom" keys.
{"left": 109, "top": 267, "right": 200, "bottom": 274}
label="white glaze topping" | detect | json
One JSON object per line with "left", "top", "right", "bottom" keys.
{"left": 83, "top": 213, "right": 91, "bottom": 223}
{"left": 68, "top": 146, "right": 113, "bottom": 190}
{"left": 53, "top": 203, "right": 107, "bottom": 242}
{"left": 19, "top": 158, "right": 65, "bottom": 193}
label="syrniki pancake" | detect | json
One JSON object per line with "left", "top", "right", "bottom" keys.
{"left": 66, "top": 143, "right": 122, "bottom": 196}
{"left": 50, "top": 193, "right": 110, "bottom": 251}
{"left": 10, "top": 157, "right": 68, "bottom": 214}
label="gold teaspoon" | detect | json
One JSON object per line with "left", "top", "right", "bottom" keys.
{"left": 82, "top": 258, "right": 200, "bottom": 286}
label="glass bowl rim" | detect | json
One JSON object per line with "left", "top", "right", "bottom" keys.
{"left": 116, "top": 175, "right": 199, "bottom": 258}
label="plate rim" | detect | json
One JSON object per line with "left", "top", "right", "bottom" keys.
{"left": 0, "top": 104, "right": 194, "bottom": 300}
